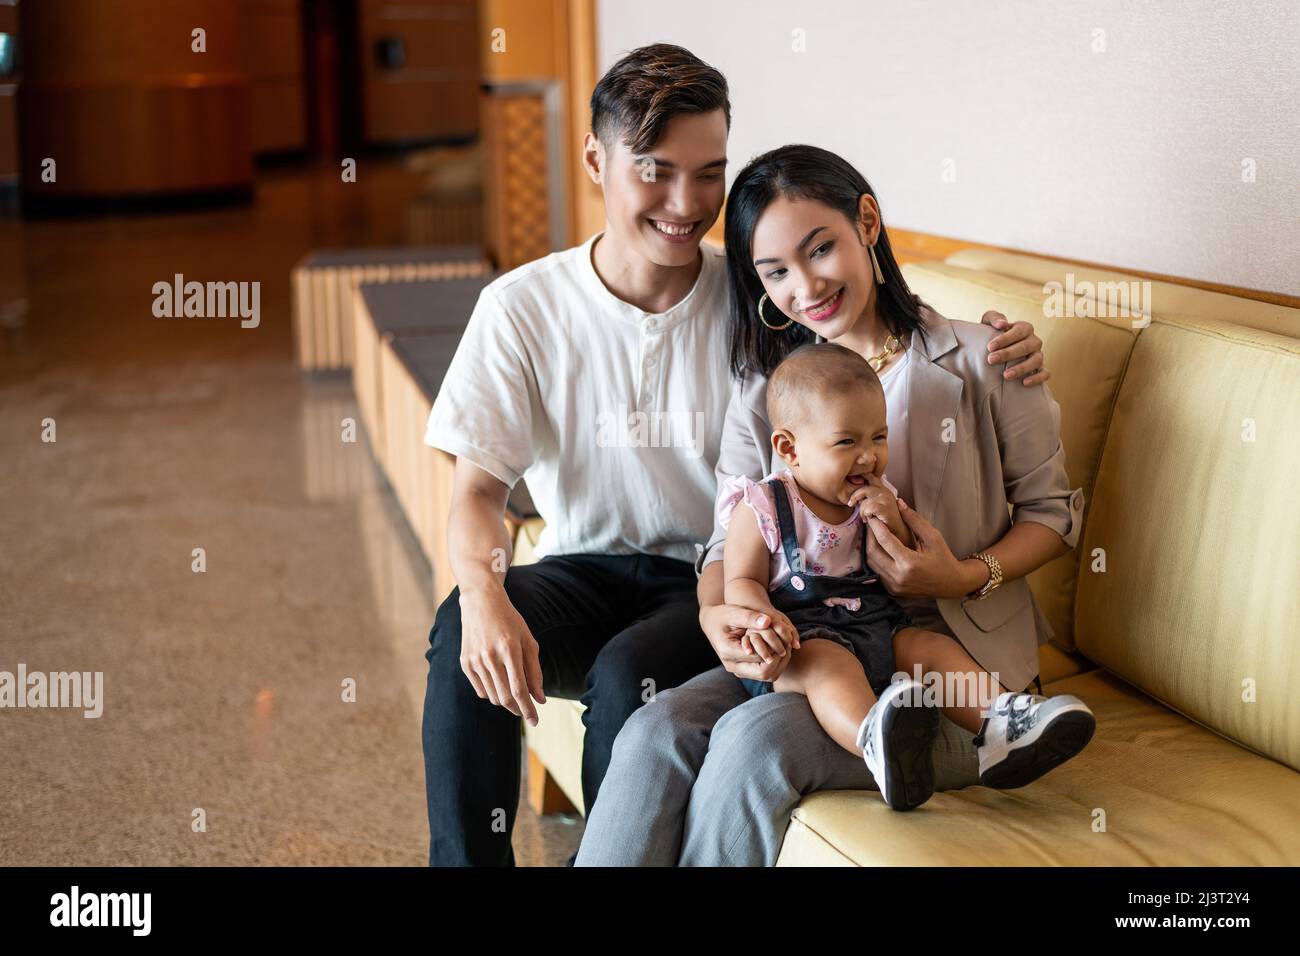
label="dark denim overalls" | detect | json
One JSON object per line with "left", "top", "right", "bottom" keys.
{"left": 739, "top": 476, "right": 912, "bottom": 698}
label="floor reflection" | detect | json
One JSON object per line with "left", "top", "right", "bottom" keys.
{"left": 0, "top": 158, "right": 583, "bottom": 866}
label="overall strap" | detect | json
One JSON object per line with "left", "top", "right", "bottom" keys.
{"left": 765, "top": 476, "right": 806, "bottom": 575}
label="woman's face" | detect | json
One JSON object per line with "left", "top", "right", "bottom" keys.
{"left": 750, "top": 194, "right": 880, "bottom": 341}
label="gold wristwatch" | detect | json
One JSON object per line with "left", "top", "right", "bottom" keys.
{"left": 966, "top": 551, "right": 1003, "bottom": 600}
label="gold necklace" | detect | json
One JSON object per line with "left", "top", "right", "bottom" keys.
{"left": 867, "top": 333, "right": 907, "bottom": 372}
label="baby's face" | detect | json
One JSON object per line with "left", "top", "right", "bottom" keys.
{"left": 785, "top": 385, "right": 890, "bottom": 506}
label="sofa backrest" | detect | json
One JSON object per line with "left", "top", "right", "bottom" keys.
{"left": 947, "top": 249, "right": 1300, "bottom": 338}
{"left": 900, "top": 261, "right": 1141, "bottom": 652}
{"left": 904, "top": 256, "right": 1299, "bottom": 768}
{"left": 1074, "top": 312, "right": 1300, "bottom": 770}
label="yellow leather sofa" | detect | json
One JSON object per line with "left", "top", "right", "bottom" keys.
{"left": 515, "top": 249, "right": 1300, "bottom": 864}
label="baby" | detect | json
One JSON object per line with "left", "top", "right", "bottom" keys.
{"left": 720, "top": 342, "right": 1094, "bottom": 810}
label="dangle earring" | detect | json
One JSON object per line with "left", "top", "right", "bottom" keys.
{"left": 869, "top": 244, "right": 886, "bottom": 285}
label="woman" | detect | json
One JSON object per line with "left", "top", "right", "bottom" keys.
{"left": 575, "top": 145, "right": 1083, "bottom": 866}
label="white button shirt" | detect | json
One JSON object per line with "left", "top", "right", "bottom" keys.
{"left": 425, "top": 233, "right": 732, "bottom": 564}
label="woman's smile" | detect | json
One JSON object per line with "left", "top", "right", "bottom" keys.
{"left": 800, "top": 286, "right": 845, "bottom": 321}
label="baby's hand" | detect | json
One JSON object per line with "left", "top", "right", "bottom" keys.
{"left": 766, "top": 608, "right": 800, "bottom": 651}
{"left": 741, "top": 628, "right": 785, "bottom": 663}
{"left": 848, "top": 477, "right": 906, "bottom": 540}
{"left": 739, "top": 611, "right": 800, "bottom": 663}
{"left": 740, "top": 629, "right": 795, "bottom": 681}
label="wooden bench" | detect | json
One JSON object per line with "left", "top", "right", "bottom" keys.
{"left": 291, "top": 245, "right": 488, "bottom": 371}
{"left": 350, "top": 275, "right": 538, "bottom": 602}
{"left": 352, "top": 276, "right": 492, "bottom": 476}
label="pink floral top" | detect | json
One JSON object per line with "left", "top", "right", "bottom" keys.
{"left": 716, "top": 470, "right": 894, "bottom": 611}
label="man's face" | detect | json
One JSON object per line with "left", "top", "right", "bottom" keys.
{"left": 590, "top": 109, "right": 728, "bottom": 267}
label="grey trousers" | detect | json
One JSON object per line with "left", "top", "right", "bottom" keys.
{"left": 574, "top": 665, "right": 981, "bottom": 866}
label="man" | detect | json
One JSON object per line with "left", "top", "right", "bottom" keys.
{"left": 421, "top": 43, "right": 1047, "bottom": 866}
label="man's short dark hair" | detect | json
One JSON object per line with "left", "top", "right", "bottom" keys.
{"left": 590, "top": 43, "right": 731, "bottom": 153}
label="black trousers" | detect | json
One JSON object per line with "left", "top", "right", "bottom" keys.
{"left": 421, "top": 553, "right": 719, "bottom": 866}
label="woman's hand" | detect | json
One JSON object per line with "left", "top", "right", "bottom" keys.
{"left": 700, "top": 603, "right": 798, "bottom": 681}
{"left": 864, "top": 500, "right": 982, "bottom": 600}
{"left": 980, "top": 311, "right": 1050, "bottom": 387}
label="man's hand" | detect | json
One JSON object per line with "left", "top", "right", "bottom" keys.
{"left": 700, "top": 602, "right": 797, "bottom": 682}
{"left": 980, "top": 311, "right": 1050, "bottom": 386}
{"left": 458, "top": 587, "right": 546, "bottom": 726}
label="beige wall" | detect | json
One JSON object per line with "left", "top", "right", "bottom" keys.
{"left": 597, "top": 0, "right": 1300, "bottom": 297}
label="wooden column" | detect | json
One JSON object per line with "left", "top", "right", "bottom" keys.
{"left": 481, "top": 86, "right": 554, "bottom": 270}
{"left": 559, "top": 0, "right": 602, "bottom": 246}
{"left": 478, "top": 0, "right": 583, "bottom": 268}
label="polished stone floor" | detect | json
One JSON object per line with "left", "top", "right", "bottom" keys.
{"left": 0, "top": 161, "right": 584, "bottom": 866}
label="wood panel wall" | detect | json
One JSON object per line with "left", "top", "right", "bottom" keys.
{"left": 18, "top": 0, "right": 252, "bottom": 198}
{"left": 357, "top": 0, "right": 478, "bottom": 145}
{"left": 241, "top": 0, "right": 307, "bottom": 155}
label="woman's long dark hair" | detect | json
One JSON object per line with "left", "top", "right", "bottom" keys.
{"left": 724, "top": 144, "right": 928, "bottom": 378}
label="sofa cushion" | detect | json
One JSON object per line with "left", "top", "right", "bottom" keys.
{"left": 518, "top": 643, "right": 1095, "bottom": 828}
{"left": 523, "top": 697, "right": 587, "bottom": 815}
{"left": 900, "top": 261, "right": 1140, "bottom": 650}
{"left": 775, "top": 669, "right": 1300, "bottom": 866}
{"left": 946, "top": 248, "right": 1300, "bottom": 338}
{"left": 1075, "top": 314, "right": 1300, "bottom": 770}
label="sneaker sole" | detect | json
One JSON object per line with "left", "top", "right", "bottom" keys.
{"left": 879, "top": 699, "right": 942, "bottom": 811}
{"left": 979, "top": 704, "right": 1096, "bottom": 790}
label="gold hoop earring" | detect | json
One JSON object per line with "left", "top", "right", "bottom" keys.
{"left": 869, "top": 244, "right": 886, "bottom": 285}
{"left": 757, "top": 293, "right": 794, "bottom": 331}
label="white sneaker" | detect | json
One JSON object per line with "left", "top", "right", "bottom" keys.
{"left": 973, "top": 692, "right": 1096, "bottom": 789}
{"left": 856, "top": 678, "right": 941, "bottom": 811}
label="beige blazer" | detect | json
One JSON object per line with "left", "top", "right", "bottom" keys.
{"left": 699, "top": 306, "right": 1084, "bottom": 694}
